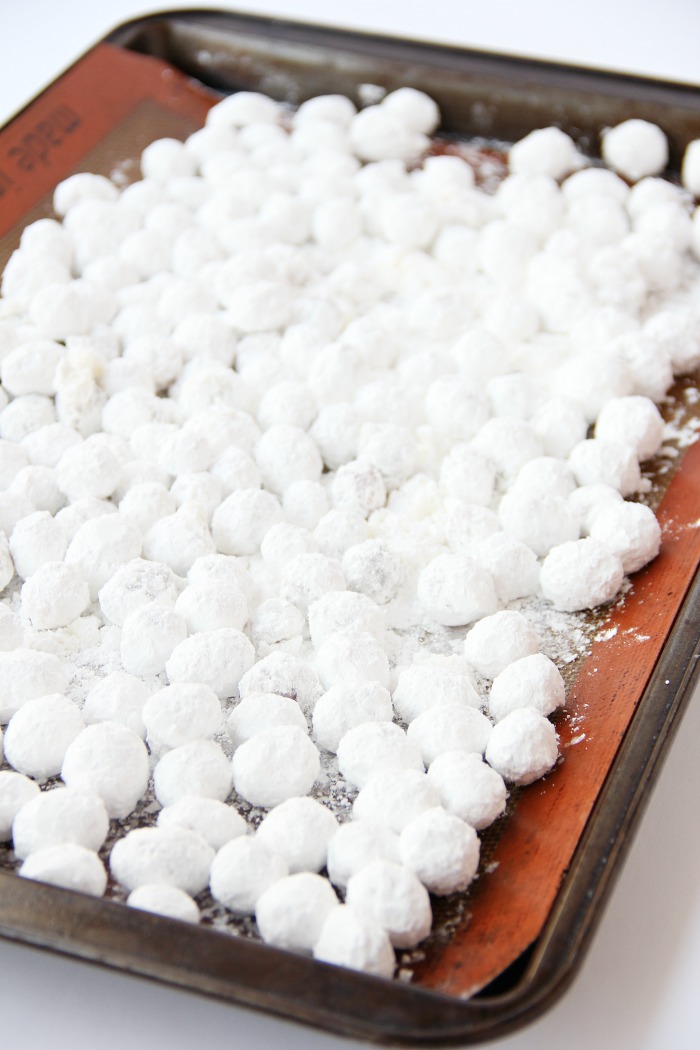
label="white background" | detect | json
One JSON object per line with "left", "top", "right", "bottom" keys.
{"left": 2, "top": 2, "right": 700, "bottom": 1048}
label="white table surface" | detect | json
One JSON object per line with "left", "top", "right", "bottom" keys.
{"left": 2, "top": 2, "right": 700, "bottom": 1047}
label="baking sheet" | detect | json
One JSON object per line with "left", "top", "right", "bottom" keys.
{"left": 1, "top": 10, "right": 700, "bottom": 1044}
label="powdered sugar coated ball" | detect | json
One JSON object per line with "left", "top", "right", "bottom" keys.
{"left": 357, "top": 422, "right": 417, "bottom": 489}
{"left": 153, "top": 739, "right": 231, "bottom": 806}
{"left": 212, "top": 488, "right": 283, "bottom": 555}
{"left": 1, "top": 338, "right": 64, "bottom": 397}
{"left": 568, "top": 439, "right": 641, "bottom": 496}
{"left": 257, "top": 380, "right": 317, "bottom": 431}
{"left": 643, "top": 309, "right": 700, "bottom": 375}
{"left": 399, "top": 807, "right": 480, "bottom": 895}
{"left": 392, "top": 660, "right": 481, "bottom": 724}
{"left": 260, "top": 521, "right": 319, "bottom": 570}
{"left": 210, "top": 836, "right": 289, "bottom": 915}
{"left": 406, "top": 704, "right": 492, "bottom": 767}
{"left": 498, "top": 489, "right": 579, "bottom": 557}
{"left": 166, "top": 628, "right": 255, "bottom": 699}
{"left": 0, "top": 493, "right": 36, "bottom": 539}
{"left": 464, "top": 610, "right": 540, "bottom": 680}
{"left": 232, "top": 725, "right": 320, "bottom": 808}
{"left": 238, "top": 652, "right": 321, "bottom": 714}
{"left": 443, "top": 502, "right": 501, "bottom": 550}
{"left": 425, "top": 377, "right": 490, "bottom": 442}
{"left": 313, "top": 905, "right": 396, "bottom": 978}
{"left": 540, "top": 537, "right": 624, "bottom": 612}
{"left": 206, "top": 91, "right": 281, "bottom": 129}
{"left": 4, "top": 694, "right": 84, "bottom": 781}
{"left": 141, "top": 137, "right": 198, "bottom": 181}
{"left": 331, "top": 459, "right": 387, "bottom": 517}
{"left": 589, "top": 500, "right": 661, "bottom": 574}
{"left": 110, "top": 826, "right": 214, "bottom": 894}
{"left": 65, "top": 514, "right": 142, "bottom": 599}
{"left": 349, "top": 105, "right": 429, "bottom": 163}
{"left": 471, "top": 418, "right": 543, "bottom": 483}
{"left": 342, "top": 539, "right": 403, "bottom": 605}
{"left": 308, "top": 590, "right": 385, "bottom": 649}
{"left": 427, "top": 751, "right": 507, "bottom": 830}
{"left": 568, "top": 484, "right": 624, "bottom": 535}
{"left": 280, "top": 552, "right": 346, "bottom": 610}
{"left": 188, "top": 552, "right": 253, "bottom": 599}
{"left": 12, "top": 786, "right": 109, "bottom": 859}
{"left": 174, "top": 579, "right": 248, "bottom": 632}
{"left": 254, "top": 425, "right": 322, "bottom": 495}
{"left": 98, "top": 557, "right": 180, "bottom": 626}
{"left": 512, "top": 457, "right": 577, "bottom": 499}
{"left": 602, "top": 119, "right": 669, "bottom": 181}
{"left": 53, "top": 172, "right": 118, "bottom": 215}
{"left": 210, "top": 446, "right": 261, "bottom": 495}
{"left": 61, "top": 722, "right": 149, "bottom": 818}
{"left": 680, "top": 139, "right": 700, "bottom": 197}
{"left": 228, "top": 692, "right": 308, "bottom": 746}
{"left": 485, "top": 706, "right": 559, "bottom": 785}
{"left": 142, "top": 506, "right": 215, "bottom": 577}
{"left": 0, "top": 648, "right": 68, "bottom": 722}
{"left": 10, "top": 464, "right": 63, "bottom": 515}
{"left": 531, "top": 397, "right": 588, "bottom": 458}
{"left": 127, "top": 884, "right": 200, "bottom": 924}
{"left": 337, "top": 722, "right": 423, "bottom": 789}
{"left": 417, "top": 553, "right": 498, "bottom": 627}
{"left": 249, "top": 598, "right": 305, "bottom": 648}
{"left": 142, "top": 683, "right": 222, "bottom": 750}
{"left": 439, "top": 445, "right": 495, "bottom": 506}
{"left": 82, "top": 671, "right": 149, "bottom": 738}
{"left": 157, "top": 797, "right": 246, "bottom": 851}
{"left": 255, "top": 872, "right": 339, "bottom": 952}
{"left": 0, "top": 771, "right": 40, "bottom": 841}
{"left": 170, "top": 472, "right": 223, "bottom": 519}
{"left": 381, "top": 86, "right": 440, "bottom": 134}
{"left": 56, "top": 434, "right": 122, "bottom": 500}
{"left": 120, "top": 602, "right": 188, "bottom": 676}
{"left": 509, "top": 126, "right": 582, "bottom": 179}
{"left": 0, "top": 604, "right": 23, "bottom": 651}
{"left": 55, "top": 495, "right": 117, "bottom": 541}
{"left": 1, "top": 394, "right": 56, "bottom": 443}
{"left": 312, "top": 682, "right": 393, "bottom": 753}
{"left": 20, "top": 843, "right": 107, "bottom": 897}
{"left": 256, "top": 796, "right": 338, "bottom": 873}
{"left": 475, "top": 532, "right": 540, "bottom": 603}
{"left": 310, "top": 404, "right": 361, "bottom": 470}
{"left": 326, "top": 820, "right": 399, "bottom": 890}
{"left": 489, "top": 652, "right": 566, "bottom": 722}
{"left": 346, "top": 859, "right": 431, "bottom": 948}
{"left": 315, "top": 630, "right": 390, "bottom": 690}
{"left": 20, "top": 561, "right": 90, "bottom": 628}
{"left": 282, "top": 479, "right": 329, "bottom": 530}
{"left": 10, "top": 510, "right": 67, "bottom": 580}
{"left": 594, "top": 395, "right": 664, "bottom": 461}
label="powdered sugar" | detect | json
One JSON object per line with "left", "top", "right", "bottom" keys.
{"left": 0, "top": 85, "right": 698, "bottom": 984}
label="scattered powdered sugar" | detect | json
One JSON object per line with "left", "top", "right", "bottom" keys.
{"left": 0, "top": 86, "right": 700, "bottom": 983}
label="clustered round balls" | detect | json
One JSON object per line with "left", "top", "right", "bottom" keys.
{"left": 0, "top": 84, "right": 688, "bottom": 983}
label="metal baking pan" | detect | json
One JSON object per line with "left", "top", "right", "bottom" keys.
{"left": 1, "top": 9, "right": 700, "bottom": 1044}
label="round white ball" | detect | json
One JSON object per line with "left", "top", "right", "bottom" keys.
{"left": 485, "top": 707, "right": 559, "bottom": 785}
{"left": 210, "top": 836, "right": 289, "bottom": 915}
{"left": 232, "top": 726, "right": 320, "bottom": 808}
{"left": 399, "top": 807, "right": 480, "bottom": 895}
